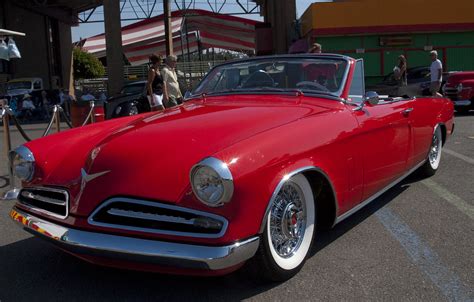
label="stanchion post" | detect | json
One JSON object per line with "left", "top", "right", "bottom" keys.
{"left": 2, "top": 110, "right": 14, "bottom": 189}
{"left": 54, "top": 106, "right": 61, "bottom": 133}
{"left": 90, "top": 101, "right": 96, "bottom": 123}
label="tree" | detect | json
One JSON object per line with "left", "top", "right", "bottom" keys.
{"left": 73, "top": 47, "right": 105, "bottom": 79}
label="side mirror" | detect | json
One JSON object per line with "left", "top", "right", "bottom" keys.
{"left": 364, "top": 91, "right": 379, "bottom": 105}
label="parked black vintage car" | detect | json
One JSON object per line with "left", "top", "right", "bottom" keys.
{"left": 367, "top": 66, "right": 451, "bottom": 97}
{"left": 367, "top": 66, "right": 434, "bottom": 97}
{"left": 105, "top": 81, "right": 150, "bottom": 119}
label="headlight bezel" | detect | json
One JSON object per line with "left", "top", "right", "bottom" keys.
{"left": 9, "top": 145, "right": 36, "bottom": 182}
{"left": 457, "top": 83, "right": 463, "bottom": 93}
{"left": 190, "top": 157, "right": 234, "bottom": 207}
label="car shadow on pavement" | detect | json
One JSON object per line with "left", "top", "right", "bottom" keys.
{"left": 0, "top": 235, "right": 279, "bottom": 301}
{"left": 0, "top": 175, "right": 423, "bottom": 302}
{"left": 310, "top": 174, "right": 418, "bottom": 257}
{"left": 454, "top": 110, "right": 473, "bottom": 117}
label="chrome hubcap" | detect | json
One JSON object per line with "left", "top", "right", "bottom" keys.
{"left": 429, "top": 133, "right": 440, "bottom": 165}
{"left": 129, "top": 106, "right": 139, "bottom": 115}
{"left": 270, "top": 182, "right": 306, "bottom": 258}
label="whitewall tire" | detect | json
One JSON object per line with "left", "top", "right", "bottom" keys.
{"left": 419, "top": 125, "right": 443, "bottom": 177}
{"left": 252, "top": 174, "right": 316, "bottom": 281}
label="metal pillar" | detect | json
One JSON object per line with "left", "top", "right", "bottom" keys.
{"left": 260, "top": 0, "right": 296, "bottom": 54}
{"left": 163, "top": 0, "right": 173, "bottom": 56}
{"left": 103, "top": 0, "right": 124, "bottom": 96}
{"left": 2, "top": 113, "right": 13, "bottom": 189}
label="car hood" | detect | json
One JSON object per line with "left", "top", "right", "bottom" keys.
{"left": 446, "top": 72, "right": 474, "bottom": 85}
{"left": 27, "top": 95, "right": 329, "bottom": 216}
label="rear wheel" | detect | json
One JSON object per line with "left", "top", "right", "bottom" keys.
{"left": 418, "top": 125, "right": 443, "bottom": 177}
{"left": 252, "top": 174, "right": 315, "bottom": 282}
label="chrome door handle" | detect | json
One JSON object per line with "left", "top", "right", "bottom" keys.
{"left": 402, "top": 108, "right": 414, "bottom": 115}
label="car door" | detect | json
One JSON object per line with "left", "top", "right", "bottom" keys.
{"left": 404, "top": 97, "right": 440, "bottom": 169}
{"left": 349, "top": 60, "right": 413, "bottom": 201}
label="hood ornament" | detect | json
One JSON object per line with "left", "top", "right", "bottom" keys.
{"left": 76, "top": 168, "right": 110, "bottom": 203}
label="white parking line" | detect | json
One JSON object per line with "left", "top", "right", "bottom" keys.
{"left": 444, "top": 149, "right": 474, "bottom": 165}
{"left": 421, "top": 179, "right": 474, "bottom": 220}
{"left": 376, "top": 208, "right": 473, "bottom": 302}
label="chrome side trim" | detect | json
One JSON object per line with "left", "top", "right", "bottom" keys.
{"left": 88, "top": 197, "right": 229, "bottom": 239}
{"left": 259, "top": 166, "right": 339, "bottom": 233}
{"left": 335, "top": 160, "right": 426, "bottom": 224}
{"left": 2, "top": 188, "right": 20, "bottom": 200}
{"left": 107, "top": 208, "right": 196, "bottom": 225}
{"left": 18, "top": 187, "right": 69, "bottom": 220}
{"left": 10, "top": 208, "right": 259, "bottom": 270}
{"left": 21, "top": 191, "right": 66, "bottom": 206}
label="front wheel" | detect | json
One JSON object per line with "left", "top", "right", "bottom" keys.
{"left": 251, "top": 174, "right": 315, "bottom": 282}
{"left": 418, "top": 125, "right": 443, "bottom": 177}
{"left": 127, "top": 104, "right": 139, "bottom": 116}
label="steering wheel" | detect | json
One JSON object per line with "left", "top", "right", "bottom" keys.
{"left": 241, "top": 70, "right": 275, "bottom": 88}
{"left": 296, "top": 81, "right": 330, "bottom": 92}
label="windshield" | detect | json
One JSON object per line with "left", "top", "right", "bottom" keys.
{"left": 193, "top": 57, "right": 349, "bottom": 97}
{"left": 7, "top": 82, "right": 32, "bottom": 91}
{"left": 121, "top": 83, "right": 145, "bottom": 95}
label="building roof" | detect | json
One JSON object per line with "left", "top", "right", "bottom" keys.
{"left": 300, "top": 0, "right": 474, "bottom": 37}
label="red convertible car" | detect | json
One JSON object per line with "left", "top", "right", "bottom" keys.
{"left": 7, "top": 54, "right": 454, "bottom": 281}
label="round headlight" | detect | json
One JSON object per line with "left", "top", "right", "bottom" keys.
{"left": 10, "top": 146, "right": 35, "bottom": 182}
{"left": 190, "top": 157, "right": 234, "bottom": 207}
{"left": 457, "top": 83, "right": 463, "bottom": 92}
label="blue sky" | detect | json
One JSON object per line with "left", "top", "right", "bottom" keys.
{"left": 72, "top": 0, "right": 327, "bottom": 41}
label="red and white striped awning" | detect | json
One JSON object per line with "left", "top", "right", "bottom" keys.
{"left": 81, "top": 9, "right": 260, "bottom": 66}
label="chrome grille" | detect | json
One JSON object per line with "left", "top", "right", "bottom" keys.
{"left": 18, "top": 187, "right": 69, "bottom": 219}
{"left": 88, "top": 198, "right": 228, "bottom": 238}
{"left": 444, "top": 87, "right": 459, "bottom": 99}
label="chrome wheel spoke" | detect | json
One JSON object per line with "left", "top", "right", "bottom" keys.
{"left": 429, "top": 131, "right": 441, "bottom": 165}
{"left": 269, "top": 182, "right": 307, "bottom": 258}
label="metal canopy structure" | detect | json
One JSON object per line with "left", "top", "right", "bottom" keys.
{"left": 12, "top": 0, "right": 104, "bottom": 24}
{"left": 78, "top": 0, "right": 260, "bottom": 23}
{"left": 81, "top": 9, "right": 260, "bottom": 65}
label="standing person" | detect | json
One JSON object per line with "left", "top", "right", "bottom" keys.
{"left": 394, "top": 55, "right": 408, "bottom": 96}
{"left": 161, "top": 55, "right": 183, "bottom": 108}
{"left": 429, "top": 50, "right": 443, "bottom": 97}
{"left": 20, "top": 94, "right": 36, "bottom": 121}
{"left": 147, "top": 54, "right": 164, "bottom": 111}
{"left": 41, "top": 90, "right": 51, "bottom": 119}
{"left": 308, "top": 43, "right": 322, "bottom": 54}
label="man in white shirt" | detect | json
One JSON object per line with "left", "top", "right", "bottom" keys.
{"left": 22, "top": 94, "right": 35, "bottom": 110}
{"left": 161, "top": 55, "right": 183, "bottom": 108}
{"left": 430, "top": 50, "right": 443, "bottom": 97}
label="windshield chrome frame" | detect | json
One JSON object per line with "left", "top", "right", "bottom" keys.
{"left": 191, "top": 55, "right": 352, "bottom": 99}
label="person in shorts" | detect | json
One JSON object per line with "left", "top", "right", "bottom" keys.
{"left": 429, "top": 50, "right": 443, "bottom": 97}
{"left": 147, "top": 54, "right": 164, "bottom": 111}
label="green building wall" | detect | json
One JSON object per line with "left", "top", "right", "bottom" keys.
{"left": 316, "top": 31, "right": 474, "bottom": 85}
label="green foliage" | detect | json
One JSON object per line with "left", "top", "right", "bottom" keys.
{"left": 73, "top": 47, "right": 105, "bottom": 79}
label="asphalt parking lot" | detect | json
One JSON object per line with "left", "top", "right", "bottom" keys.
{"left": 0, "top": 113, "right": 473, "bottom": 301}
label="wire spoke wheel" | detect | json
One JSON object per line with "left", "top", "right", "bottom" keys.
{"left": 264, "top": 174, "right": 315, "bottom": 273}
{"left": 269, "top": 182, "right": 306, "bottom": 258}
{"left": 429, "top": 128, "right": 442, "bottom": 169}
{"left": 418, "top": 125, "right": 443, "bottom": 177}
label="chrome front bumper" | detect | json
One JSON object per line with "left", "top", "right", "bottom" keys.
{"left": 10, "top": 208, "right": 260, "bottom": 270}
{"left": 454, "top": 99, "right": 471, "bottom": 106}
